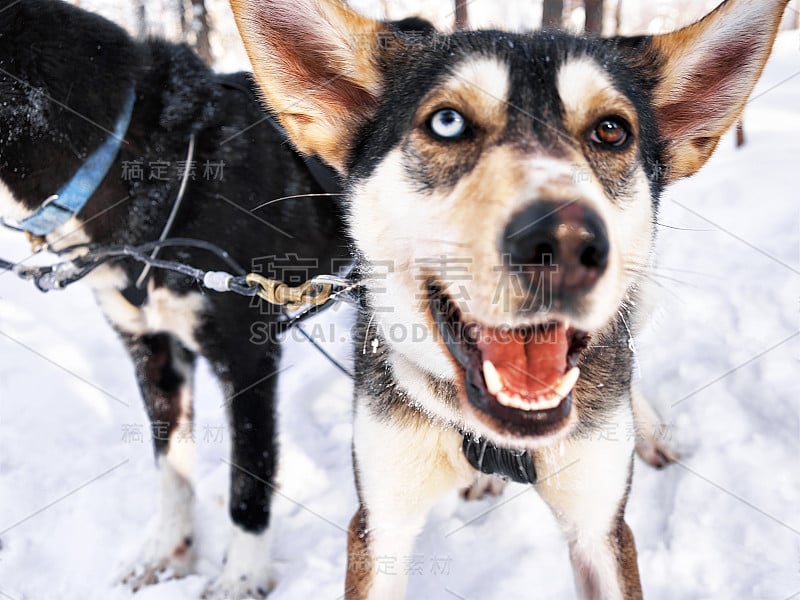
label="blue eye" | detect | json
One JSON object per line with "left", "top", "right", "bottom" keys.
{"left": 428, "top": 109, "right": 467, "bottom": 140}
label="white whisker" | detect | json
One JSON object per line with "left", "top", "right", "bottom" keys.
{"left": 251, "top": 192, "right": 345, "bottom": 212}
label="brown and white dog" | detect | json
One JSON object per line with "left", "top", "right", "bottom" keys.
{"left": 229, "top": 0, "right": 789, "bottom": 597}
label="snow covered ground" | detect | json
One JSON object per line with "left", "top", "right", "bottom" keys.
{"left": 1, "top": 11, "right": 799, "bottom": 600}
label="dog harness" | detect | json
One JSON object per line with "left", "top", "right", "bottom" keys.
{"left": 19, "top": 88, "right": 136, "bottom": 237}
{"left": 461, "top": 434, "right": 537, "bottom": 485}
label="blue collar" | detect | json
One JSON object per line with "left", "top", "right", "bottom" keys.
{"left": 20, "top": 88, "right": 136, "bottom": 237}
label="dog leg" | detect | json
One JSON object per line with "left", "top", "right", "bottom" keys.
{"left": 535, "top": 407, "right": 642, "bottom": 600}
{"left": 346, "top": 401, "right": 474, "bottom": 599}
{"left": 631, "top": 382, "right": 678, "bottom": 469}
{"left": 460, "top": 473, "right": 507, "bottom": 501}
{"left": 202, "top": 340, "right": 278, "bottom": 599}
{"left": 118, "top": 332, "right": 196, "bottom": 589}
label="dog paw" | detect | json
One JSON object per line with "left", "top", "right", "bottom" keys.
{"left": 631, "top": 384, "right": 679, "bottom": 470}
{"left": 202, "top": 575, "right": 273, "bottom": 600}
{"left": 118, "top": 535, "right": 195, "bottom": 591}
{"left": 461, "top": 473, "right": 508, "bottom": 501}
{"left": 202, "top": 527, "right": 273, "bottom": 599}
{"left": 635, "top": 437, "right": 679, "bottom": 469}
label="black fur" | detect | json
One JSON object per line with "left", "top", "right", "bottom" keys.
{"left": 0, "top": 0, "right": 349, "bottom": 539}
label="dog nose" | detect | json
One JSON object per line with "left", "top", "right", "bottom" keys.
{"left": 502, "top": 201, "right": 609, "bottom": 293}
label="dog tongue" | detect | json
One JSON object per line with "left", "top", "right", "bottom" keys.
{"left": 476, "top": 323, "right": 568, "bottom": 399}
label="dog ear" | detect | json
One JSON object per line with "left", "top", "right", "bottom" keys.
{"left": 637, "top": 0, "right": 789, "bottom": 183}
{"left": 230, "top": 0, "right": 391, "bottom": 172}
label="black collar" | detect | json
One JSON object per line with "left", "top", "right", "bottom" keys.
{"left": 461, "top": 434, "right": 537, "bottom": 485}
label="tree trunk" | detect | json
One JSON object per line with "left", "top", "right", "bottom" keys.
{"left": 177, "top": 0, "right": 187, "bottom": 34}
{"left": 134, "top": 0, "right": 147, "bottom": 39}
{"left": 542, "top": 0, "right": 564, "bottom": 28}
{"left": 190, "top": 0, "right": 212, "bottom": 65}
{"left": 455, "top": 0, "right": 469, "bottom": 30}
{"left": 584, "top": 0, "right": 604, "bottom": 34}
{"left": 614, "top": 0, "right": 623, "bottom": 34}
{"left": 736, "top": 119, "right": 746, "bottom": 148}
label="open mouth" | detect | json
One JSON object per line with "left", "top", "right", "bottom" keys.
{"left": 428, "top": 282, "right": 589, "bottom": 438}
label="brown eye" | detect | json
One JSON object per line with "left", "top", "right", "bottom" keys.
{"left": 589, "top": 117, "right": 631, "bottom": 148}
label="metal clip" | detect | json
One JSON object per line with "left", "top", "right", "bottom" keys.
{"left": 41, "top": 194, "right": 59, "bottom": 208}
{"left": 24, "top": 230, "right": 48, "bottom": 253}
{"left": 244, "top": 273, "right": 334, "bottom": 311}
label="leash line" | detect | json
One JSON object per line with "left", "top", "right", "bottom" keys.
{"left": 134, "top": 133, "right": 197, "bottom": 289}
{"left": 295, "top": 326, "right": 353, "bottom": 379}
{"left": 0, "top": 234, "right": 361, "bottom": 377}
{"left": 3, "top": 73, "right": 355, "bottom": 379}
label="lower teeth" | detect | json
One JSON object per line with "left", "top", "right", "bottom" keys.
{"left": 496, "top": 391, "right": 564, "bottom": 411}
{"left": 487, "top": 367, "right": 580, "bottom": 412}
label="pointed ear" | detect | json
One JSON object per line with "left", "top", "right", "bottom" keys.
{"left": 641, "top": 0, "right": 789, "bottom": 183}
{"left": 230, "top": 0, "right": 391, "bottom": 172}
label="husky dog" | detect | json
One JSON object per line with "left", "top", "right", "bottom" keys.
{"left": 229, "top": 0, "right": 789, "bottom": 597}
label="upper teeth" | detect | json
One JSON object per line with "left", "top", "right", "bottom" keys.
{"left": 482, "top": 360, "right": 503, "bottom": 396}
{"left": 554, "top": 366, "right": 580, "bottom": 398}
{"left": 482, "top": 362, "right": 580, "bottom": 412}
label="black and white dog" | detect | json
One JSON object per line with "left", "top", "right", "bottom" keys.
{"left": 230, "top": 0, "right": 790, "bottom": 597}
{"left": 0, "top": 0, "right": 354, "bottom": 596}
